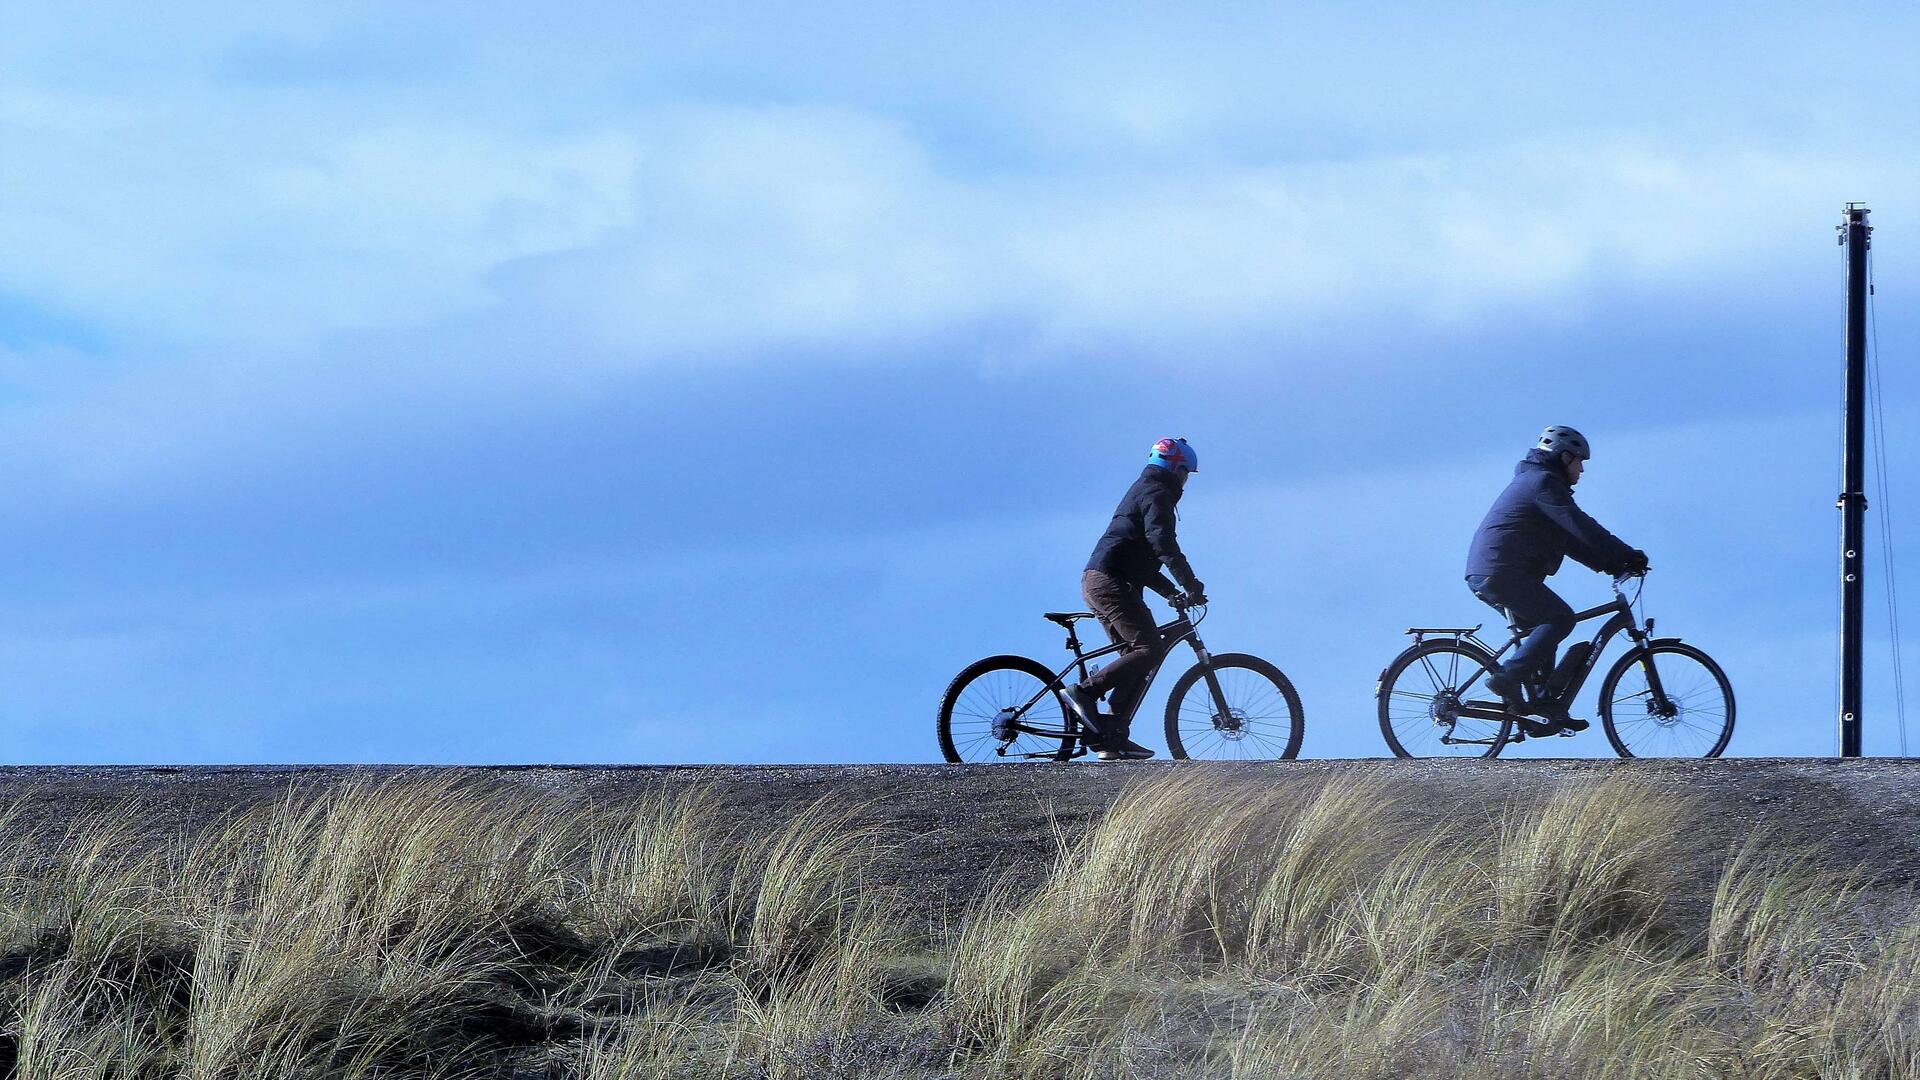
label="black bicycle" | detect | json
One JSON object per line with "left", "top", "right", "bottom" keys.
{"left": 938, "top": 602, "right": 1304, "bottom": 762}
{"left": 1376, "top": 572, "right": 1734, "bottom": 758}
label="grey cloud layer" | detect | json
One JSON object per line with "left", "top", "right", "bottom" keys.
{"left": 8, "top": 85, "right": 1907, "bottom": 366}
{"left": 6, "top": 1, "right": 1919, "bottom": 363}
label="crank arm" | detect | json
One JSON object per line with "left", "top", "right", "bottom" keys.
{"left": 998, "top": 747, "right": 1073, "bottom": 760}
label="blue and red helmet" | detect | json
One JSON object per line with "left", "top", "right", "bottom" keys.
{"left": 1146, "top": 437, "right": 1198, "bottom": 474}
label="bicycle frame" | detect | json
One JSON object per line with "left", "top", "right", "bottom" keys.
{"left": 995, "top": 613, "right": 1212, "bottom": 747}
{"left": 1413, "top": 579, "right": 1669, "bottom": 727}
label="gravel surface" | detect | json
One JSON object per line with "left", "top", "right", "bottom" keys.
{"left": 3, "top": 759, "right": 1918, "bottom": 918}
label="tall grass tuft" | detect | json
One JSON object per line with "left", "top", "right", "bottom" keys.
{"left": 1491, "top": 775, "right": 1677, "bottom": 945}
{"left": 732, "top": 798, "right": 886, "bottom": 991}
{"left": 1224, "top": 978, "right": 1460, "bottom": 1080}
{"left": 586, "top": 787, "right": 724, "bottom": 948}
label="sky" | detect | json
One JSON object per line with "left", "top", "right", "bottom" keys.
{"left": 1, "top": 2, "right": 1917, "bottom": 763}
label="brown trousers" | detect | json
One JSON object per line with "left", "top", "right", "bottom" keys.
{"left": 1079, "top": 569, "right": 1164, "bottom": 733}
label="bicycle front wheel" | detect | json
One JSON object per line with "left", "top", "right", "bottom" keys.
{"left": 1163, "top": 654, "right": 1304, "bottom": 760}
{"left": 1599, "top": 643, "right": 1735, "bottom": 758}
{"left": 937, "top": 655, "right": 1075, "bottom": 763}
{"left": 1377, "top": 640, "right": 1513, "bottom": 758}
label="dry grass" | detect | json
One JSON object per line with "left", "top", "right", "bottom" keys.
{"left": 0, "top": 769, "right": 1913, "bottom": 1078}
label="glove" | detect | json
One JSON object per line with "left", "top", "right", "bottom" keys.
{"left": 1620, "top": 550, "right": 1650, "bottom": 576}
{"left": 1175, "top": 586, "right": 1208, "bottom": 608}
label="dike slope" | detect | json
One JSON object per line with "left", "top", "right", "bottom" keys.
{"left": 3, "top": 758, "right": 1918, "bottom": 917}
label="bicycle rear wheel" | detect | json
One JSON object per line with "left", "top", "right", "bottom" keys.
{"left": 937, "top": 655, "right": 1075, "bottom": 763}
{"left": 1163, "top": 654, "right": 1304, "bottom": 760}
{"left": 1377, "top": 640, "right": 1513, "bottom": 758}
{"left": 1599, "top": 643, "right": 1735, "bottom": 758}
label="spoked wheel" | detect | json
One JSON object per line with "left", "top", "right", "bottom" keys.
{"left": 937, "top": 655, "right": 1075, "bottom": 763}
{"left": 1599, "top": 643, "right": 1735, "bottom": 758}
{"left": 1163, "top": 654, "right": 1304, "bottom": 760}
{"left": 1377, "top": 640, "right": 1514, "bottom": 758}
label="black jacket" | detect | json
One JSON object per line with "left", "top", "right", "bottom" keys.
{"left": 1086, "top": 467, "right": 1200, "bottom": 597}
{"left": 1465, "top": 449, "right": 1635, "bottom": 580}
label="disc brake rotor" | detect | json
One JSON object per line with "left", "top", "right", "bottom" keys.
{"left": 1641, "top": 695, "right": 1681, "bottom": 724}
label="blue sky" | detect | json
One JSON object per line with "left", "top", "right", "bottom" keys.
{"left": 2, "top": 2, "right": 1917, "bottom": 762}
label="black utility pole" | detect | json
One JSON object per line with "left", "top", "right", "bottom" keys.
{"left": 1839, "top": 203, "right": 1872, "bottom": 758}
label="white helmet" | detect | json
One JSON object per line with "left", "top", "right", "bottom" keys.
{"left": 1538, "top": 426, "right": 1591, "bottom": 460}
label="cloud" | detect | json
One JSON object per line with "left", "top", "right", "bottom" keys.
{"left": 4, "top": 0, "right": 1916, "bottom": 371}
{"left": 492, "top": 118, "right": 1913, "bottom": 368}
{"left": 0, "top": 84, "right": 641, "bottom": 350}
{"left": 7, "top": 18, "right": 1914, "bottom": 371}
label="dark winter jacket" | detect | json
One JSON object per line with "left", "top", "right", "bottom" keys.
{"left": 1086, "top": 467, "right": 1202, "bottom": 597}
{"left": 1464, "top": 449, "right": 1636, "bottom": 580}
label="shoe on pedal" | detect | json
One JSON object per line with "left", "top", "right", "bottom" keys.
{"left": 1484, "top": 671, "right": 1525, "bottom": 711}
{"left": 1059, "top": 684, "right": 1108, "bottom": 741}
{"left": 1096, "top": 738, "right": 1155, "bottom": 761}
{"left": 1526, "top": 701, "right": 1589, "bottom": 734}
{"left": 1543, "top": 707, "right": 1589, "bottom": 730}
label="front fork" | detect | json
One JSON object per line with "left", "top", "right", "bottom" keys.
{"left": 1191, "top": 639, "right": 1238, "bottom": 730}
{"left": 1627, "top": 623, "right": 1677, "bottom": 715}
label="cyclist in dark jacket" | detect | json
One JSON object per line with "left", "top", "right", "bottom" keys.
{"left": 1061, "top": 437, "right": 1206, "bottom": 760}
{"left": 1465, "top": 426, "right": 1648, "bottom": 732}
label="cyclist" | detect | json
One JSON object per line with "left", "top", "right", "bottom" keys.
{"left": 1464, "top": 426, "right": 1648, "bottom": 734}
{"left": 1060, "top": 437, "right": 1207, "bottom": 760}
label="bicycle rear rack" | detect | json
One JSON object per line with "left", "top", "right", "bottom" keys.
{"left": 1405, "top": 624, "right": 1482, "bottom": 642}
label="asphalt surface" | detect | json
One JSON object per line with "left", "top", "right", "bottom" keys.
{"left": 2, "top": 759, "right": 1918, "bottom": 918}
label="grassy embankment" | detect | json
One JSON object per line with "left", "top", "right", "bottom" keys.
{"left": 0, "top": 770, "right": 1913, "bottom": 1078}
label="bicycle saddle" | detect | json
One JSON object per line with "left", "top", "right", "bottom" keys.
{"left": 1043, "top": 611, "right": 1098, "bottom": 628}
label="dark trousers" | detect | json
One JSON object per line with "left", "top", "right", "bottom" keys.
{"left": 1079, "top": 569, "right": 1163, "bottom": 736}
{"left": 1466, "top": 571, "right": 1575, "bottom": 686}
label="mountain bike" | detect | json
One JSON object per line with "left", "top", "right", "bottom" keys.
{"left": 938, "top": 601, "right": 1304, "bottom": 762}
{"left": 1376, "top": 572, "right": 1734, "bottom": 758}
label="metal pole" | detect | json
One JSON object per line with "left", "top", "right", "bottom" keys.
{"left": 1839, "top": 203, "right": 1871, "bottom": 757}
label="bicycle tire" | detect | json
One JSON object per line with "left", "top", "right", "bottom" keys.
{"left": 1163, "top": 653, "right": 1304, "bottom": 760}
{"left": 1599, "top": 642, "right": 1735, "bottom": 758}
{"left": 1376, "top": 639, "right": 1514, "bottom": 758}
{"left": 937, "top": 654, "right": 1075, "bottom": 763}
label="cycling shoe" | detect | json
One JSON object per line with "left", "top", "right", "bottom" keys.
{"left": 1096, "top": 738, "right": 1155, "bottom": 761}
{"left": 1059, "top": 684, "right": 1108, "bottom": 741}
{"left": 1484, "top": 671, "right": 1526, "bottom": 711}
{"left": 1526, "top": 701, "right": 1590, "bottom": 734}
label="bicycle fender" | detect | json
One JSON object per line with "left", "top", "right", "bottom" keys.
{"left": 1626, "top": 637, "right": 1686, "bottom": 652}
{"left": 1613, "top": 638, "right": 1686, "bottom": 666}
{"left": 1375, "top": 640, "right": 1500, "bottom": 699}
